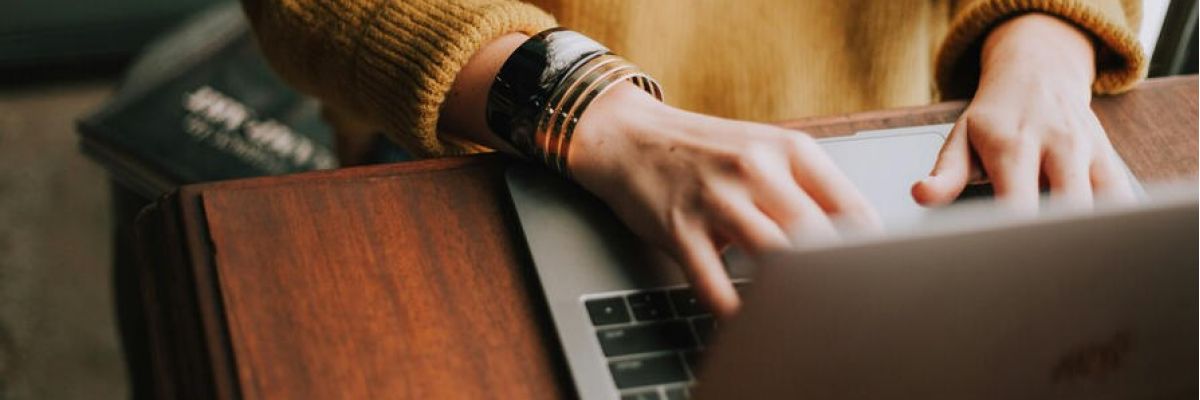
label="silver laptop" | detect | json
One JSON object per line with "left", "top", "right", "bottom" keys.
{"left": 698, "top": 187, "right": 1197, "bottom": 399}
{"left": 504, "top": 124, "right": 1193, "bottom": 399}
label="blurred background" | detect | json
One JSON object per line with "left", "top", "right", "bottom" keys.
{"left": 0, "top": 0, "right": 1193, "bottom": 398}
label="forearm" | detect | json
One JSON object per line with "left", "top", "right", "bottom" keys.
{"left": 937, "top": 0, "right": 1144, "bottom": 98}
{"left": 438, "top": 33, "right": 529, "bottom": 153}
{"left": 241, "top": 0, "right": 555, "bottom": 156}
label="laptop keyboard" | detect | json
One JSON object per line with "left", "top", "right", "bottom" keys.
{"left": 583, "top": 282, "right": 747, "bottom": 399}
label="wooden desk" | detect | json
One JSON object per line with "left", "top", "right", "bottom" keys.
{"left": 135, "top": 76, "right": 1198, "bottom": 399}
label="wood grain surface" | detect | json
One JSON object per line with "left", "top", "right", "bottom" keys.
{"left": 137, "top": 76, "right": 1198, "bottom": 399}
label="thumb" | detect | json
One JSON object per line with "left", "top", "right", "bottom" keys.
{"left": 912, "top": 121, "right": 974, "bottom": 206}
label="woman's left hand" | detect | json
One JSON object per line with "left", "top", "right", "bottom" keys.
{"left": 912, "top": 13, "right": 1136, "bottom": 211}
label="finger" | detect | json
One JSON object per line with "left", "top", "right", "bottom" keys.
{"left": 1043, "top": 147, "right": 1094, "bottom": 209}
{"left": 673, "top": 227, "right": 740, "bottom": 318}
{"left": 787, "top": 137, "right": 882, "bottom": 231}
{"left": 1091, "top": 149, "right": 1137, "bottom": 204}
{"left": 751, "top": 161, "right": 845, "bottom": 239}
{"left": 979, "top": 138, "right": 1041, "bottom": 212}
{"left": 711, "top": 196, "right": 792, "bottom": 253}
{"left": 776, "top": 190, "right": 841, "bottom": 248}
{"left": 912, "top": 120, "right": 976, "bottom": 206}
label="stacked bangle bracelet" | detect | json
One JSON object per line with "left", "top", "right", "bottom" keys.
{"left": 486, "top": 28, "right": 663, "bottom": 176}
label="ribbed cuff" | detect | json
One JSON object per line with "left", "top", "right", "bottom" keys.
{"left": 355, "top": 0, "right": 556, "bottom": 157}
{"left": 936, "top": 0, "right": 1146, "bottom": 99}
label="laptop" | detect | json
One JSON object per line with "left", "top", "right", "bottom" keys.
{"left": 698, "top": 186, "right": 1197, "bottom": 399}
{"left": 504, "top": 124, "right": 1193, "bottom": 399}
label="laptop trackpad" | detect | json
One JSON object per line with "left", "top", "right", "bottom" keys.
{"left": 819, "top": 126, "right": 947, "bottom": 230}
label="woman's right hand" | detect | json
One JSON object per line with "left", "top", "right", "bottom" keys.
{"left": 569, "top": 84, "right": 881, "bottom": 318}
{"left": 437, "top": 33, "right": 879, "bottom": 318}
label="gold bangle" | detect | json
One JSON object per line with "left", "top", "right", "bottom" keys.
{"left": 536, "top": 55, "right": 627, "bottom": 168}
{"left": 544, "top": 56, "right": 634, "bottom": 170}
{"left": 554, "top": 65, "right": 642, "bottom": 174}
{"left": 535, "top": 54, "right": 663, "bottom": 176}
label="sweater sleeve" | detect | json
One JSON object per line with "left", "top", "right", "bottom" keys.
{"left": 937, "top": 0, "right": 1146, "bottom": 99}
{"left": 241, "top": 0, "right": 557, "bottom": 157}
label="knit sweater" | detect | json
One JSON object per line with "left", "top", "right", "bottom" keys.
{"left": 241, "top": 0, "right": 1144, "bottom": 158}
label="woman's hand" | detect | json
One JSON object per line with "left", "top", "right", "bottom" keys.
{"left": 569, "top": 84, "right": 881, "bottom": 318}
{"left": 912, "top": 13, "right": 1136, "bottom": 210}
{"left": 440, "top": 33, "right": 879, "bottom": 317}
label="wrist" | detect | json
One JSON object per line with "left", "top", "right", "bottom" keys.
{"left": 568, "top": 82, "right": 674, "bottom": 179}
{"left": 981, "top": 13, "right": 1096, "bottom": 91}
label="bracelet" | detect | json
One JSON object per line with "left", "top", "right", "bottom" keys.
{"left": 486, "top": 28, "right": 608, "bottom": 160}
{"left": 486, "top": 28, "right": 663, "bottom": 176}
{"left": 538, "top": 54, "right": 662, "bottom": 174}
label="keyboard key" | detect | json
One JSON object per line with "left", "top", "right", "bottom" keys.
{"left": 691, "top": 316, "right": 716, "bottom": 345}
{"left": 609, "top": 354, "right": 690, "bottom": 389}
{"left": 596, "top": 321, "right": 696, "bottom": 357}
{"left": 956, "top": 183, "right": 995, "bottom": 202}
{"left": 733, "top": 282, "right": 750, "bottom": 296}
{"left": 585, "top": 297, "right": 631, "bottom": 326}
{"left": 621, "top": 391, "right": 661, "bottom": 400}
{"left": 682, "top": 351, "right": 702, "bottom": 375}
{"left": 667, "top": 288, "right": 706, "bottom": 317}
{"left": 665, "top": 386, "right": 689, "bottom": 400}
{"left": 627, "top": 291, "right": 674, "bottom": 321}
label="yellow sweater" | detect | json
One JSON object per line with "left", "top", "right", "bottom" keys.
{"left": 242, "top": 0, "right": 1144, "bottom": 158}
